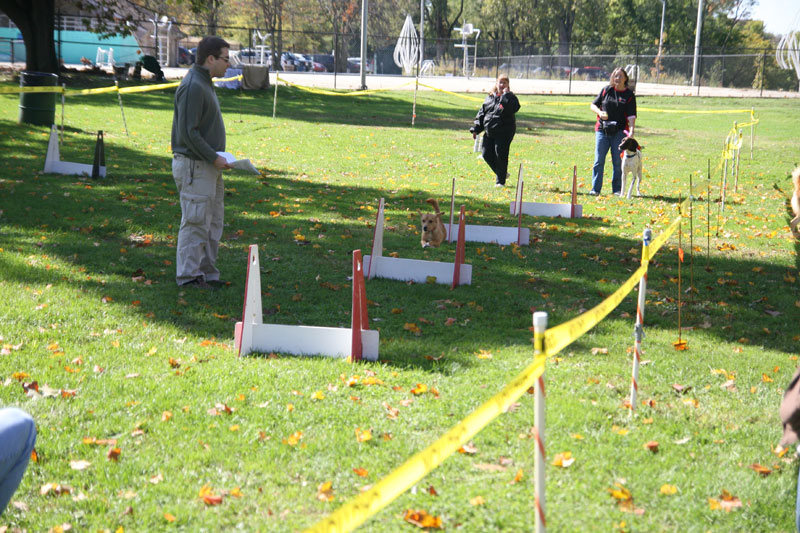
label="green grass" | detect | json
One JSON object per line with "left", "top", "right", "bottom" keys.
{"left": 0, "top": 77, "right": 799, "bottom": 532}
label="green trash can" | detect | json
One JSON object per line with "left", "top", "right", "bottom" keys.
{"left": 18, "top": 71, "right": 59, "bottom": 126}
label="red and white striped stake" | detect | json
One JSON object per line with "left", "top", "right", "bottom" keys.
{"left": 349, "top": 250, "right": 369, "bottom": 362}
{"left": 532, "top": 311, "right": 547, "bottom": 533}
{"left": 629, "top": 228, "right": 652, "bottom": 414}
{"left": 570, "top": 165, "right": 577, "bottom": 219}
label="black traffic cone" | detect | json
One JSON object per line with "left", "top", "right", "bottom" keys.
{"left": 91, "top": 130, "right": 105, "bottom": 179}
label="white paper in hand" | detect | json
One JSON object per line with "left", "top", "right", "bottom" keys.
{"left": 216, "top": 151, "right": 259, "bottom": 174}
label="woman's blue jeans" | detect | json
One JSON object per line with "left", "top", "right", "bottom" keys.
{"left": 591, "top": 129, "right": 625, "bottom": 194}
{"left": 0, "top": 408, "right": 36, "bottom": 515}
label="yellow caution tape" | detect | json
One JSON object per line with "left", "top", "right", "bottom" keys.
{"left": 543, "top": 264, "right": 647, "bottom": 357}
{"left": 0, "top": 85, "right": 64, "bottom": 95}
{"left": 68, "top": 86, "right": 120, "bottom": 96}
{"left": 276, "top": 75, "right": 412, "bottom": 96}
{"left": 308, "top": 188, "right": 691, "bottom": 532}
{"left": 542, "top": 102, "right": 756, "bottom": 116}
{"left": 543, "top": 196, "right": 688, "bottom": 356}
{"left": 416, "top": 82, "right": 485, "bottom": 102}
{"left": 305, "top": 356, "right": 546, "bottom": 533}
{"left": 649, "top": 197, "right": 690, "bottom": 257}
{"left": 118, "top": 81, "right": 180, "bottom": 94}
{"left": 2, "top": 74, "right": 241, "bottom": 97}
{"left": 638, "top": 107, "right": 754, "bottom": 115}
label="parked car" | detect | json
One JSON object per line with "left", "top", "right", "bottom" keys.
{"left": 281, "top": 52, "right": 311, "bottom": 71}
{"left": 311, "top": 53, "right": 335, "bottom": 72}
{"left": 347, "top": 57, "right": 373, "bottom": 73}
{"left": 531, "top": 65, "right": 572, "bottom": 78}
{"left": 178, "top": 46, "right": 194, "bottom": 65}
{"left": 574, "top": 66, "right": 610, "bottom": 80}
{"left": 238, "top": 47, "right": 272, "bottom": 67}
{"left": 294, "top": 53, "right": 314, "bottom": 72}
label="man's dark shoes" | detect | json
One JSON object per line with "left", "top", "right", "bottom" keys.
{"left": 207, "top": 279, "right": 230, "bottom": 288}
{"left": 181, "top": 277, "right": 215, "bottom": 290}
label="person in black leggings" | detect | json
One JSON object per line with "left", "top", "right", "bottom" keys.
{"left": 470, "top": 74, "right": 521, "bottom": 187}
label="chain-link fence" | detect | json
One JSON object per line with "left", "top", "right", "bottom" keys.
{"left": 1, "top": 12, "right": 797, "bottom": 94}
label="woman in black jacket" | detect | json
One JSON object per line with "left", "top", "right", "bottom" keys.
{"left": 470, "top": 74, "right": 521, "bottom": 187}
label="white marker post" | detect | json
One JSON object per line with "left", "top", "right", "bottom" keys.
{"left": 533, "top": 311, "right": 547, "bottom": 533}
{"left": 629, "top": 228, "right": 652, "bottom": 414}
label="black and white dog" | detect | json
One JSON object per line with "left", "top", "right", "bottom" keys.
{"left": 618, "top": 136, "right": 643, "bottom": 198}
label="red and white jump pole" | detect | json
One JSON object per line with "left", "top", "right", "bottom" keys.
{"left": 629, "top": 228, "right": 652, "bottom": 413}
{"left": 532, "top": 311, "right": 547, "bottom": 533}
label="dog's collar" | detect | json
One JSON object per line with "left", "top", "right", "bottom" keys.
{"left": 624, "top": 150, "right": 640, "bottom": 157}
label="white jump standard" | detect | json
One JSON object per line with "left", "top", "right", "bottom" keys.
{"left": 444, "top": 178, "right": 530, "bottom": 246}
{"left": 43, "top": 125, "right": 106, "bottom": 178}
{"left": 363, "top": 198, "right": 472, "bottom": 288}
{"left": 235, "top": 245, "right": 378, "bottom": 361}
{"left": 510, "top": 164, "right": 583, "bottom": 219}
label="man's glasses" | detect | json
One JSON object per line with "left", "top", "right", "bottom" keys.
{"left": 216, "top": 55, "right": 230, "bottom": 62}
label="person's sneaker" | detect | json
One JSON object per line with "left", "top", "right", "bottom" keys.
{"left": 588, "top": 190, "right": 598, "bottom": 196}
{"left": 207, "top": 279, "right": 230, "bottom": 288}
{"left": 495, "top": 182, "right": 505, "bottom": 187}
{"left": 181, "top": 277, "right": 215, "bottom": 290}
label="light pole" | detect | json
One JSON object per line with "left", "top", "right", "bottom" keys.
{"left": 656, "top": 0, "right": 665, "bottom": 83}
{"left": 691, "top": 0, "right": 704, "bottom": 87}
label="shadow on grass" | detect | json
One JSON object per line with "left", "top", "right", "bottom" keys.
{"left": 0, "top": 79, "right": 591, "bottom": 136}
{"left": 1, "top": 130, "right": 795, "bottom": 377}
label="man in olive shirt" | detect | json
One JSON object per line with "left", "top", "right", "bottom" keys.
{"left": 171, "top": 36, "right": 232, "bottom": 288}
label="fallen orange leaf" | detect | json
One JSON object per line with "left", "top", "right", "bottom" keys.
{"left": 316, "top": 481, "right": 335, "bottom": 502}
{"left": 748, "top": 463, "right": 771, "bottom": 476}
{"left": 469, "top": 495, "right": 485, "bottom": 506}
{"left": 403, "top": 509, "right": 443, "bottom": 529}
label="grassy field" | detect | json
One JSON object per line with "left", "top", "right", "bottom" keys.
{"left": 0, "top": 76, "right": 799, "bottom": 532}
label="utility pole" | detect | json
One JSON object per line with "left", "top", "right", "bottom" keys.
{"left": 691, "top": 0, "right": 704, "bottom": 87}
{"left": 657, "top": 0, "right": 666, "bottom": 82}
{"left": 359, "top": 0, "right": 368, "bottom": 90}
{"left": 419, "top": 0, "right": 424, "bottom": 70}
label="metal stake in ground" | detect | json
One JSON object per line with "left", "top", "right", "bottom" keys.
{"left": 706, "top": 159, "right": 711, "bottom": 268}
{"left": 674, "top": 197, "right": 688, "bottom": 350}
{"left": 689, "top": 174, "right": 695, "bottom": 305}
{"left": 115, "top": 81, "right": 129, "bottom": 137}
{"left": 60, "top": 83, "right": 65, "bottom": 145}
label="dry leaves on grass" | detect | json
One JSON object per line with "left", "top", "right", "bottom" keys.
{"left": 660, "top": 484, "right": 678, "bottom": 495}
{"left": 709, "top": 490, "right": 742, "bottom": 512}
{"left": 643, "top": 441, "right": 659, "bottom": 453}
{"left": 199, "top": 484, "right": 223, "bottom": 506}
{"left": 69, "top": 460, "right": 91, "bottom": 471}
{"left": 355, "top": 427, "right": 373, "bottom": 443}
{"left": 608, "top": 483, "right": 644, "bottom": 515}
{"left": 748, "top": 463, "right": 772, "bottom": 476}
{"left": 40, "top": 483, "right": 72, "bottom": 497}
{"left": 551, "top": 451, "right": 575, "bottom": 467}
{"left": 403, "top": 509, "right": 443, "bottom": 529}
{"left": 317, "top": 481, "right": 335, "bottom": 502}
